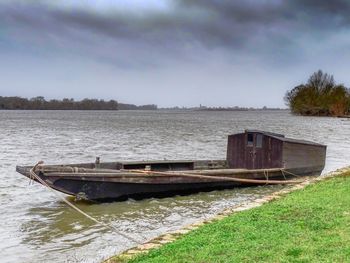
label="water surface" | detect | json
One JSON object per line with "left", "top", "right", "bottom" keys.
{"left": 0, "top": 110, "right": 349, "bottom": 262}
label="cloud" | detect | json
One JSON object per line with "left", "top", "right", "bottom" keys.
{"left": 1, "top": 0, "right": 350, "bottom": 67}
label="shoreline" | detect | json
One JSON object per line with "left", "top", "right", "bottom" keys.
{"left": 104, "top": 166, "right": 350, "bottom": 262}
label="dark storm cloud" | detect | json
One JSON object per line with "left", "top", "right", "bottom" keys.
{"left": 1, "top": 0, "right": 350, "bottom": 66}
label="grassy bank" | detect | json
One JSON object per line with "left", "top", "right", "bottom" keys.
{"left": 115, "top": 171, "right": 350, "bottom": 262}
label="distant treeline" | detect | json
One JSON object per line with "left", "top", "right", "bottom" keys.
{"left": 285, "top": 70, "right": 350, "bottom": 117}
{"left": 118, "top": 103, "right": 158, "bottom": 110}
{"left": 160, "top": 106, "right": 284, "bottom": 111}
{"left": 0, "top": 96, "right": 157, "bottom": 110}
{"left": 196, "top": 106, "right": 283, "bottom": 111}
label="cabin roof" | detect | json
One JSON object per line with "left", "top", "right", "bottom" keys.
{"left": 235, "top": 130, "right": 326, "bottom": 147}
{"left": 270, "top": 135, "right": 326, "bottom": 147}
{"left": 245, "top": 129, "right": 285, "bottom": 138}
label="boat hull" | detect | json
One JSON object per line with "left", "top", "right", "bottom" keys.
{"left": 16, "top": 164, "right": 323, "bottom": 202}
{"left": 54, "top": 179, "right": 248, "bottom": 201}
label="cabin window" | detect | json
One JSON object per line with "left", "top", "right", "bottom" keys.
{"left": 247, "top": 133, "right": 254, "bottom": 146}
{"left": 256, "top": 134, "right": 263, "bottom": 148}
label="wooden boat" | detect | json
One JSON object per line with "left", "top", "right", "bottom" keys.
{"left": 16, "top": 130, "right": 327, "bottom": 202}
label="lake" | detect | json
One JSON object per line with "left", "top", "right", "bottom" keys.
{"left": 0, "top": 110, "right": 349, "bottom": 262}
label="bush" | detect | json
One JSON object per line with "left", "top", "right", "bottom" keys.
{"left": 285, "top": 70, "right": 350, "bottom": 116}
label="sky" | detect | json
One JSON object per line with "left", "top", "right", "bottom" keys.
{"left": 1, "top": 0, "right": 350, "bottom": 107}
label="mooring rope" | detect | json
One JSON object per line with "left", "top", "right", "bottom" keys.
{"left": 29, "top": 161, "right": 142, "bottom": 244}
{"left": 281, "top": 169, "right": 287, "bottom": 180}
{"left": 263, "top": 169, "right": 269, "bottom": 183}
{"left": 28, "top": 161, "right": 307, "bottom": 244}
{"left": 127, "top": 169, "right": 303, "bottom": 185}
{"left": 280, "top": 168, "right": 302, "bottom": 178}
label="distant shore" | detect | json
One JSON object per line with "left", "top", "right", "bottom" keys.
{"left": 0, "top": 96, "right": 285, "bottom": 111}
{"left": 0, "top": 96, "right": 286, "bottom": 111}
{"left": 194, "top": 107, "right": 286, "bottom": 112}
{"left": 0, "top": 108, "right": 289, "bottom": 112}
{"left": 0, "top": 96, "right": 156, "bottom": 110}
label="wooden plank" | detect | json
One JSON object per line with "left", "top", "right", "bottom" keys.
{"left": 282, "top": 142, "right": 326, "bottom": 169}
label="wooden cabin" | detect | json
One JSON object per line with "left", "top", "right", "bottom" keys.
{"left": 226, "top": 130, "right": 326, "bottom": 172}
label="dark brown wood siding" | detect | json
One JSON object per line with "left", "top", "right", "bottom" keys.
{"left": 262, "top": 137, "right": 283, "bottom": 169}
{"left": 227, "top": 132, "right": 283, "bottom": 169}
{"left": 227, "top": 133, "right": 246, "bottom": 168}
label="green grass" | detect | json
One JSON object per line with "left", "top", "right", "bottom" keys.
{"left": 120, "top": 172, "right": 350, "bottom": 263}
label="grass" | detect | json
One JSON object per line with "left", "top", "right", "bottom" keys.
{"left": 119, "top": 172, "right": 350, "bottom": 263}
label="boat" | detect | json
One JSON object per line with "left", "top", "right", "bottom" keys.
{"left": 16, "top": 130, "right": 327, "bottom": 202}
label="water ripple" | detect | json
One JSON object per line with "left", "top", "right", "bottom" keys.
{"left": 0, "top": 110, "right": 349, "bottom": 263}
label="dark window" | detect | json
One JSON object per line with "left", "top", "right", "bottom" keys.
{"left": 256, "top": 134, "right": 263, "bottom": 148}
{"left": 247, "top": 133, "right": 254, "bottom": 146}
